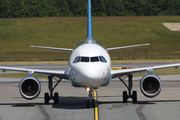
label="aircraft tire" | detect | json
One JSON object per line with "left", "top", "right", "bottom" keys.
{"left": 87, "top": 100, "right": 89, "bottom": 108}
{"left": 45, "top": 93, "right": 49, "bottom": 104}
{"left": 132, "top": 91, "right": 137, "bottom": 102}
{"left": 54, "top": 92, "right": 59, "bottom": 104}
{"left": 123, "top": 91, "right": 128, "bottom": 103}
{"left": 92, "top": 99, "right": 95, "bottom": 108}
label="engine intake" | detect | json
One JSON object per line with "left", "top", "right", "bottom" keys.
{"left": 19, "top": 76, "right": 41, "bottom": 100}
{"left": 140, "top": 74, "right": 162, "bottom": 98}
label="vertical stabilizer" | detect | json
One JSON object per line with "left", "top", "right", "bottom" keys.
{"left": 86, "top": 0, "right": 93, "bottom": 42}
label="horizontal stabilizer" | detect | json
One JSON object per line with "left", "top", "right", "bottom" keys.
{"left": 107, "top": 43, "right": 150, "bottom": 51}
{"left": 30, "top": 46, "right": 73, "bottom": 52}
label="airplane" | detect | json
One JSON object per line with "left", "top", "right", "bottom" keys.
{"left": 1, "top": 0, "right": 180, "bottom": 108}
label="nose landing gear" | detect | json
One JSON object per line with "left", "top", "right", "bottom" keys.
{"left": 86, "top": 88, "right": 97, "bottom": 108}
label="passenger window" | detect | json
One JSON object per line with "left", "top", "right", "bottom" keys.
{"left": 81, "top": 57, "right": 89, "bottom": 62}
{"left": 73, "top": 56, "right": 80, "bottom": 63}
{"left": 91, "top": 57, "right": 99, "bottom": 62}
{"left": 99, "top": 56, "right": 107, "bottom": 63}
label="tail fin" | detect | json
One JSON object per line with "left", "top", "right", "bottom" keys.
{"left": 86, "top": 0, "right": 93, "bottom": 42}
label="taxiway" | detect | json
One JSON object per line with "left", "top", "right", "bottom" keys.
{"left": 0, "top": 77, "right": 180, "bottom": 120}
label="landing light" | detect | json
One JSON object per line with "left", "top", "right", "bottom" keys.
{"left": 86, "top": 87, "right": 90, "bottom": 92}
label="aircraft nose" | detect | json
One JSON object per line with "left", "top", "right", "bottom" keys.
{"left": 80, "top": 64, "right": 107, "bottom": 80}
{"left": 71, "top": 63, "right": 110, "bottom": 87}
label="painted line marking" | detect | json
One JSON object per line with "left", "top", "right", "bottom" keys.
{"left": 37, "top": 105, "right": 51, "bottom": 120}
{"left": 135, "top": 104, "right": 147, "bottom": 120}
{"left": 93, "top": 90, "right": 99, "bottom": 120}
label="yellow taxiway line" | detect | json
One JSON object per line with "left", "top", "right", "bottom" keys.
{"left": 93, "top": 89, "right": 99, "bottom": 120}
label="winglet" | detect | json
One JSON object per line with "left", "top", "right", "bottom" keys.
{"left": 86, "top": 0, "right": 93, "bottom": 42}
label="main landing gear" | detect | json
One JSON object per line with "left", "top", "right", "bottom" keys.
{"left": 86, "top": 88, "right": 96, "bottom": 108}
{"left": 119, "top": 74, "right": 137, "bottom": 103}
{"left": 44, "top": 76, "right": 62, "bottom": 104}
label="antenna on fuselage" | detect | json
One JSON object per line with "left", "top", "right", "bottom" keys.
{"left": 86, "top": 0, "right": 93, "bottom": 43}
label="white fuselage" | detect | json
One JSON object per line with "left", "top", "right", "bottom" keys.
{"left": 69, "top": 41, "right": 111, "bottom": 88}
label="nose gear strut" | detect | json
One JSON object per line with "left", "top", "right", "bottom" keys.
{"left": 86, "top": 88, "right": 96, "bottom": 108}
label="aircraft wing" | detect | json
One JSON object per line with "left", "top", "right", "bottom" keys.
{"left": 111, "top": 63, "right": 180, "bottom": 79}
{"left": 0, "top": 66, "right": 69, "bottom": 79}
{"left": 107, "top": 43, "right": 150, "bottom": 51}
{"left": 30, "top": 46, "right": 73, "bottom": 52}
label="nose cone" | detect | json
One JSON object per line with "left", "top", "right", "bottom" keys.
{"left": 83, "top": 63, "right": 106, "bottom": 78}
{"left": 75, "top": 63, "right": 108, "bottom": 87}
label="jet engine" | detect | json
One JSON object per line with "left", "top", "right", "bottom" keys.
{"left": 140, "top": 74, "right": 162, "bottom": 98}
{"left": 19, "top": 76, "right": 41, "bottom": 100}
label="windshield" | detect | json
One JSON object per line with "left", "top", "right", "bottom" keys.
{"left": 81, "top": 57, "right": 89, "bottom": 62}
{"left": 73, "top": 56, "right": 107, "bottom": 63}
{"left": 91, "top": 57, "right": 99, "bottom": 62}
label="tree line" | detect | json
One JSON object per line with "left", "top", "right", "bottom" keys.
{"left": 0, "top": 0, "right": 180, "bottom": 18}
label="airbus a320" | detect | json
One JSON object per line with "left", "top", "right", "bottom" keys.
{"left": 0, "top": 0, "right": 180, "bottom": 108}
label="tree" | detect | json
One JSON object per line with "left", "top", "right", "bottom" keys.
{"left": 55, "top": 0, "right": 72, "bottom": 17}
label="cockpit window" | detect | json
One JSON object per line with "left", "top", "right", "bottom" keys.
{"left": 73, "top": 56, "right": 81, "bottom": 63}
{"left": 91, "top": 56, "right": 99, "bottom": 62}
{"left": 81, "top": 57, "right": 89, "bottom": 62}
{"left": 99, "top": 56, "right": 107, "bottom": 63}
{"left": 73, "top": 56, "right": 107, "bottom": 63}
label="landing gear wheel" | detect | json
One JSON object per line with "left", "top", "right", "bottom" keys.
{"left": 87, "top": 100, "right": 89, "bottom": 108}
{"left": 54, "top": 92, "right": 59, "bottom": 104}
{"left": 92, "top": 99, "right": 95, "bottom": 108}
{"left": 45, "top": 93, "right": 50, "bottom": 104}
{"left": 132, "top": 91, "right": 137, "bottom": 102}
{"left": 86, "top": 99, "right": 95, "bottom": 108}
{"left": 123, "top": 91, "right": 128, "bottom": 103}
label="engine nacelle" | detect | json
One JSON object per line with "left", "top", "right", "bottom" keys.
{"left": 140, "top": 74, "right": 162, "bottom": 98}
{"left": 19, "top": 76, "right": 41, "bottom": 100}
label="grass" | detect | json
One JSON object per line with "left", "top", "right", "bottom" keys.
{"left": 0, "top": 73, "right": 47, "bottom": 79}
{"left": 0, "top": 61, "right": 69, "bottom": 65}
{"left": 0, "top": 16, "right": 180, "bottom": 61}
{"left": 134, "top": 68, "right": 180, "bottom": 77}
